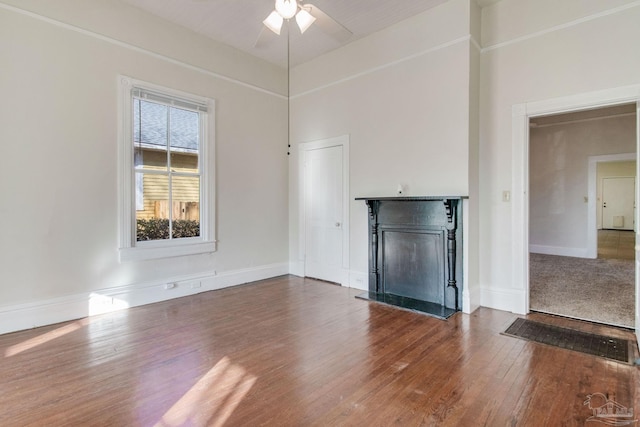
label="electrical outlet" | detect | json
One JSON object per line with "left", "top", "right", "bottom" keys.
{"left": 164, "top": 283, "right": 176, "bottom": 290}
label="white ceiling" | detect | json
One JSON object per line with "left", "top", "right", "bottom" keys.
{"left": 120, "top": 0, "right": 498, "bottom": 68}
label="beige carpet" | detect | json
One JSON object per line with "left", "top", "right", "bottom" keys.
{"left": 529, "top": 253, "right": 635, "bottom": 328}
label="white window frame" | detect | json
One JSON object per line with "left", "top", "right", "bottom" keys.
{"left": 118, "top": 76, "right": 216, "bottom": 262}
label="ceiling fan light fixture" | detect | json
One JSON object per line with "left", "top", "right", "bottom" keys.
{"left": 295, "top": 9, "right": 316, "bottom": 34}
{"left": 275, "top": 0, "right": 297, "bottom": 20}
{"left": 263, "top": 11, "right": 284, "bottom": 35}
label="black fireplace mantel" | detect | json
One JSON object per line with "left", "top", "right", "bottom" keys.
{"left": 355, "top": 196, "right": 467, "bottom": 319}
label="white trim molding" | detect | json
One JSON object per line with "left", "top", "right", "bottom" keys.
{"left": 463, "top": 286, "right": 482, "bottom": 314}
{"left": 480, "top": 286, "right": 527, "bottom": 315}
{"left": 348, "top": 270, "right": 368, "bottom": 291}
{"left": 462, "top": 198, "right": 480, "bottom": 314}
{"left": 289, "top": 261, "right": 305, "bottom": 278}
{"left": 292, "top": 36, "right": 471, "bottom": 99}
{"left": 482, "top": 0, "right": 640, "bottom": 53}
{"left": 636, "top": 102, "right": 640, "bottom": 346}
{"left": 0, "top": 263, "right": 289, "bottom": 335}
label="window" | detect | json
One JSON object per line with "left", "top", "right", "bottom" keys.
{"left": 119, "top": 77, "right": 216, "bottom": 261}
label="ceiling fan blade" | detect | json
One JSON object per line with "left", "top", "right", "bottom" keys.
{"left": 302, "top": 3, "right": 352, "bottom": 43}
{"left": 254, "top": 25, "right": 282, "bottom": 49}
{"left": 254, "top": 26, "right": 270, "bottom": 49}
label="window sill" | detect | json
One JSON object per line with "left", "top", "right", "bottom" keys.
{"left": 119, "top": 240, "right": 217, "bottom": 262}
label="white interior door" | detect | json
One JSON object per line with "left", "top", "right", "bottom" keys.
{"left": 602, "top": 177, "right": 635, "bottom": 230}
{"left": 304, "top": 144, "right": 344, "bottom": 284}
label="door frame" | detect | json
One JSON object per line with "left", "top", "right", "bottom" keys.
{"left": 587, "top": 153, "right": 636, "bottom": 257}
{"left": 298, "top": 135, "right": 350, "bottom": 285}
{"left": 512, "top": 84, "right": 640, "bottom": 340}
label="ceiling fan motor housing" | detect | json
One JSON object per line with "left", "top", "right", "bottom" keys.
{"left": 275, "top": 0, "right": 298, "bottom": 19}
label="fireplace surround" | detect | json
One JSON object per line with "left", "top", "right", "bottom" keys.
{"left": 355, "top": 196, "right": 465, "bottom": 319}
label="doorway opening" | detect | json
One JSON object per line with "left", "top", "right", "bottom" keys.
{"left": 528, "top": 104, "right": 637, "bottom": 328}
{"left": 586, "top": 153, "right": 637, "bottom": 258}
{"left": 599, "top": 164, "right": 636, "bottom": 261}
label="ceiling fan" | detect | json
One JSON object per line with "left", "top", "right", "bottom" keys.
{"left": 257, "top": 0, "right": 352, "bottom": 46}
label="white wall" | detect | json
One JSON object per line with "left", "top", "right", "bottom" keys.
{"left": 0, "top": 0, "right": 284, "bottom": 94}
{"left": 0, "top": 1, "right": 288, "bottom": 333}
{"left": 597, "top": 161, "right": 636, "bottom": 229}
{"left": 479, "top": 0, "right": 640, "bottom": 311}
{"left": 289, "top": 0, "right": 479, "bottom": 310}
{"left": 529, "top": 115, "right": 636, "bottom": 257}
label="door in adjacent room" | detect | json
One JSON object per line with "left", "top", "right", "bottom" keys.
{"left": 602, "top": 177, "right": 635, "bottom": 231}
{"left": 302, "top": 137, "right": 348, "bottom": 284}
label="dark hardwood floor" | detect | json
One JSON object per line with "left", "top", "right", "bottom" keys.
{"left": 0, "top": 276, "right": 638, "bottom": 426}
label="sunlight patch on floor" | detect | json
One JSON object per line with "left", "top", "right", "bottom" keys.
{"left": 155, "top": 356, "right": 257, "bottom": 427}
{"left": 4, "top": 317, "right": 93, "bottom": 357}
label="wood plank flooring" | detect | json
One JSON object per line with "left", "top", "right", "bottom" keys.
{"left": 0, "top": 276, "right": 638, "bottom": 426}
{"left": 599, "top": 229, "right": 635, "bottom": 260}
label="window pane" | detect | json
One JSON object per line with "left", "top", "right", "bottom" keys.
{"left": 170, "top": 152, "right": 199, "bottom": 174}
{"left": 134, "top": 152, "right": 144, "bottom": 211}
{"left": 170, "top": 107, "right": 199, "bottom": 172}
{"left": 136, "top": 173, "right": 170, "bottom": 241}
{"left": 134, "top": 99, "right": 168, "bottom": 170}
{"left": 171, "top": 175, "right": 200, "bottom": 238}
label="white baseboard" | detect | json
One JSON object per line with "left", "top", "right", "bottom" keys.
{"left": 287, "top": 263, "right": 365, "bottom": 290}
{"left": 0, "top": 262, "right": 289, "bottom": 335}
{"left": 289, "top": 260, "right": 305, "bottom": 277}
{"left": 347, "top": 270, "right": 368, "bottom": 291}
{"left": 529, "top": 244, "right": 589, "bottom": 258}
{"left": 209, "top": 263, "right": 289, "bottom": 290}
{"left": 480, "top": 286, "right": 527, "bottom": 315}
{"left": 462, "top": 286, "right": 481, "bottom": 314}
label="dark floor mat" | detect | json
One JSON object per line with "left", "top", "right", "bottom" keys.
{"left": 503, "top": 318, "right": 630, "bottom": 363}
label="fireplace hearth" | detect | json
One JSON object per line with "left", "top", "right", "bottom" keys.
{"left": 355, "top": 196, "right": 465, "bottom": 319}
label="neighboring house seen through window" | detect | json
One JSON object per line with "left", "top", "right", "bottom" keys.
{"left": 119, "top": 77, "right": 216, "bottom": 261}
